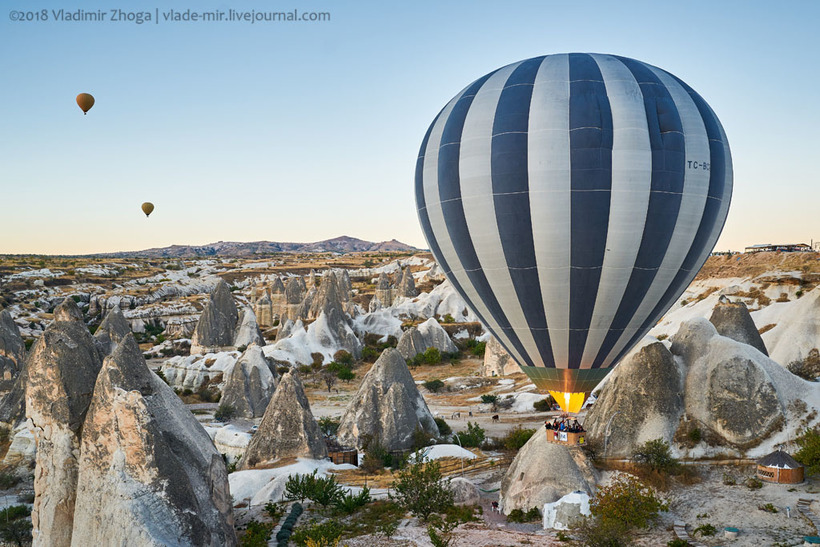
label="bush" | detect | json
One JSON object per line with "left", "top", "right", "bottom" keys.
{"left": 667, "top": 539, "right": 689, "bottom": 547}
{"left": 360, "top": 438, "right": 389, "bottom": 473}
{"left": 453, "top": 422, "right": 485, "bottom": 448}
{"left": 569, "top": 517, "right": 631, "bottom": 547}
{"left": 277, "top": 365, "right": 290, "bottom": 376}
{"left": 759, "top": 503, "right": 778, "bottom": 513}
{"left": 391, "top": 455, "right": 454, "bottom": 521}
{"left": 687, "top": 428, "right": 702, "bottom": 444}
{"left": 362, "top": 346, "right": 379, "bottom": 362}
{"left": 214, "top": 404, "right": 236, "bottom": 422}
{"left": 746, "top": 477, "right": 763, "bottom": 490}
{"left": 435, "top": 418, "right": 452, "bottom": 437}
{"left": 533, "top": 397, "right": 554, "bottom": 412}
{"left": 590, "top": 473, "right": 668, "bottom": 529}
{"left": 470, "top": 341, "right": 486, "bottom": 357}
{"left": 291, "top": 519, "right": 343, "bottom": 547}
{"left": 503, "top": 427, "right": 535, "bottom": 451}
{"left": 412, "top": 427, "right": 437, "bottom": 451}
{"left": 0, "top": 504, "right": 32, "bottom": 547}
{"left": 318, "top": 417, "right": 340, "bottom": 437}
{"left": 335, "top": 486, "right": 371, "bottom": 514}
{"left": 441, "top": 314, "right": 455, "bottom": 324}
{"left": 284, "top": 471, "right": 343, "bottom": 509}
{"left": 240, "top": 519, "right": 274, "bottom": 546}
{"left": 0, "top": 473, "right": 20, "bottom": 489}
{"left": 423, "top": 347, "right": 442, "bottom": 365}
{"left": 632, "top": 438, "right": 679, "bottom": 474}
{"left": 424, "top": 379, "right": 445, "bottom": 393}
{"left": 311, "top": 352, "right": 324, "bottom": 367}
{"left": 693, "top": 523, "right": 717, "bottom": 536}
{"left": 333, "top": 350, "right": 353, "bottom": 366}
{"left": 480, "top": 394, "right": 498, "bottom": 407}
{"left": 337, "top": 368, "right": 355, "bottom": 383}
{"left": 507, "top": 507, "right": 541, "bottom": 523}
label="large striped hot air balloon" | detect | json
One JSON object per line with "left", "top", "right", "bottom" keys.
{"left": 415, "top": 53, "right": 732, "bottom": 413}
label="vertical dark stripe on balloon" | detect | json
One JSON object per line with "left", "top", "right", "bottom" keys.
{"left": 590, "top": 57, "right": 686, "bottom": 369}
{"left": 416, "top": 106, "right": 505, "bottom": 355}
{"left": 604, "top": 72, "right": 728, "bottom": 368}
{"left": 567, "top": 53, "right": 613, "bottom": 369}
{"left": 435, "top": 71, "right": 536, "bottom": 368}
{"left": 491, "top": 57, "right": 555, "bottom": 369}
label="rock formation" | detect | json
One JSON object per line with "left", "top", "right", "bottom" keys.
{"left": 191, "top": 281, "right": 265, "bottom": 354}
{"left": 72, "top": 334, "right": 237, "bottom": 546}
{"left": 0, "top": 308, "right": 26, "bottom": 382}
{"left": 671, "top": 318, "right": 787, "bottom": 448}
{"left": 282, "top": 277, "right": 306, "bottom": 322}
{"left": 500, "top": 432, "right": 597, "bottom": 515}
{"left": 220, "top": 344, "right": 277, "bottom": 418}
{"left": 27, "top": 298, "right": 104, "bottom": 547}
{"left": 305, "top": 271, "right": 361, "bottom": 358}
{"left": 233, "top": 308, "right": 265, "bottom": 349}
{"left": 93, "top": 305, "right": 132, "bottom": 356}
{"left": 369, "top": 272, "right": 393, "bottom": 312}
{"left": 254, "top": 290, "right": 273, "bottom": 327}
{"left": 241, "top": 371, "right": 327, "bottom": 468}
{"left": 584, "top": 341, "right": 684, "bottom": 458}
{"left": 762, "top": 285, "right": 820, "bottom": 368}
{"left": 397, "top": 267, "right": 417, "bottom": 298}
{"left": 709, "top": 297, "right": 768, "bottom": 355}
{"left": 191, "top": 280, "right": 239, "bottom": 354}
{"left": 337, "top": 348, "right": 438, "bottom": 451}
{"left": 481, "top": 337, "right": 521, "bottom": 377}
{"left": 449, "top": 477, "right": 480, "bottom": 506}
{"left": 396, "top": 318, "right": 457, "bottom": 360}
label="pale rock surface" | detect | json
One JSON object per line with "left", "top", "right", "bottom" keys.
{"left": 543, "top": 491, "right": 591, "bottom": 530}
{"left": 449, "top": 477, "right": 480, "bottom": 506}
{"left": 397, "top": 266, "right": 417, "bottom": 298}
{"left": 3, "top": 420, "right": 36, "bottom": 467}
{"left": 93, "top": 305, "right": 132, "bottom": 356}
{"left": 211, "top": 425, "right": 252, "bottom": 465}
{"left": 481, "top": 337, "right": 521, "bottom": 377}
{"left": 762, "top": 285, "right": 820, "bottom": 368}
{"left": 500, "top": 431, "right": 597, "bottom": 515}
{"left": 709, "top": 297, "right": 768, "bottom": 356}
{"left": 0, "top": 308, "right": 25, "bottom": 381}
{"left": 220, "top": 344, "right": 277, "bottom": 418}
{"left": 27, "top": 298, "right": 103, "bottom": 547}
{"left": 241, "top": 372, "right": 327, "bottom": 469}
{"left": 233, "top": 307, "right": 265, "bottom": 349}
{"left": 337, "top": 348, "right": 438, "bottom": 451}
{"left": 72, "top": 334, "right": 237, "bottom": 547}
{"left": 671, "top": 318, "right": 790, "bottom": 448}
{"left": 191, "top": 280, "right": 239, "bottom": 354}
{"left": 584, "top": 340, "right": 684, "bottom": 458}
{"left": 396, "top": 318, "right": 457, "bottom": 360}
{"left": 160, "top": 351, "right": 238, "bottom": 390}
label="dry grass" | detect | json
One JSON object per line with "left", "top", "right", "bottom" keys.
{"left": 758, "top": 323, "right": 777, "bottom": 335}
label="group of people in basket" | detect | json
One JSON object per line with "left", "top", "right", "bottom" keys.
{"left": 544, "top": 417, "right": 584, "bottom": 433}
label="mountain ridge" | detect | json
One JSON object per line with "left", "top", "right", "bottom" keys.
{"left": 87, "top": 236, "right": 420, "bottom": 258}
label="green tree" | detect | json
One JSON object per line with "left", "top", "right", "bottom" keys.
{"left": 391, "top": 455, "right": 454, "bottom": 522}
{"left": 423, "top": 379, "right": 445, "bottom": 393}
{"left": 795, "top": 427, "right": 820, "bottom": 475}
{"left": 590, "top": 473, "right": 668, "bottom": 529}
{"left": 337, "top": 368, "right": 355, "bottom": 383}
{"left": 452, "top": 422, "right": 485, "bottom": 448}
{"left": 632, "top": 438, "right": 679, "bottom": 474}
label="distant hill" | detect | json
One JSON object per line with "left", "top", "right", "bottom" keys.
{"left": 91, "top": 236, "right": 420, "bottom": 258}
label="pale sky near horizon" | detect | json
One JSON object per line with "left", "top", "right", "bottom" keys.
{"left": 1, "top": 0, "right": 817, "bottom": 255}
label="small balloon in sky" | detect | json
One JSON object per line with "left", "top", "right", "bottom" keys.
{"left": 76, "top": 93, "right": 95, "bottom": 115}
{"left": 141, "top": 202, "right": 154, "bottom": 218}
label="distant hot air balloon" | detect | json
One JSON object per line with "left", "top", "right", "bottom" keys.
{"left": 76, "top": 93, "right": 95, "bottom": 115}
{"left": 141, "top": 202, "right": 154, "bottom": 217}
{"left": 415, "top": 53, "right": 732, "bottom": 413}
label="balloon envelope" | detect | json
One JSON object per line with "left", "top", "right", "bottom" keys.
{"left": 141, "top": 202, "right": 154, "bottom": 217}
{"left": 76, "top": 93, "right": 95, "bottom": 114}
{"left": 415, "top": 53, "right": 732, "bottom": 412}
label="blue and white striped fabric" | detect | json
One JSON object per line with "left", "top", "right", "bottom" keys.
{"left": 415, "top": 53, "right": 732, "bottom": 397}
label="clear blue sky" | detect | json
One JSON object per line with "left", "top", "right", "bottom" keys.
{"left": 1, "top": 0, "right": 817, "bottom": 254}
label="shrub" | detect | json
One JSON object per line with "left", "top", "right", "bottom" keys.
{"left": 470, "top": 341, "right": 486, "bottom": 357}
{"left": 693, "top": 523, "right": 717, "bottom": 537}
{"left": 569, "top": 517, "right": 631, "bottom": 547}
{"left": 435, "top": 418, "right": 452, "bottom": 437}
{"left": 746, "top": 477, "right": 763, "bottom": 490}
{"left": 318, "top": 416, "right": 340, "bottom": 437}
{"left": 758, "top": 503, "right": 778, "bottom": 513}
{"left": 284, "top": 471, "right": 343, "bottom": 509}
{"left": 590, "top": 473, "right": 668, "bottom": 529}
{"left": 311, "top": 352, "right": 324, "bottom": 367}
{"left": 181, "top": 388, "right": 193, "bottom": 397}
{"left": 360, "top": 438, "right": 389, "bottom": 473}
{"left": 214, "top": 404, "right": 236, "bottom": 422}
{"left": 507, "top": 507, "right": 541, "bottom": 523}
{"left": 241, "top": 519, "right": 274, "bottom": 546}
{"left": 453, "top": 422, "right": 485, "bottom": 448}
{"left": 413, "top": 427, "right": 437, "bottom": 451}
{"left": 333, "top": 350, "right": 353, "bottom": 366}
{"left": 362, "top": 346, "right": 379, "bottom": 362}
{"left": 687, "top": 428, "right": 702, "bottom": 444}
{"left": 632, "top": 438, "right": 679, "bottom": 474}
{"left": 277, "top": 365, "right": 291, "bottom": 376}
{"left": 0, "top": 504, "right": 32, "bottom": 547}
{"left": 423, "top": 347, "right": 442, "bottom": 365}
{"left": 424, "top": 379, "right": 445, "bottom": 393}
{"left": 667, "top": 539, "right": 689, "bottom": 547}
{"left": 0, "top": 473, "right": 21, "bottom": 489}
{"left": 480, "top": 394, "right": 498, "bottom": 407}
{"left": 533, "top": 397, "right": 554, "bottom": 412}
{"left": 337, "top": 368, "right": 355, "bottom": 383}
{"left": 441, "top": 314, "right": 455, "bottom": 324}
{"left": 291, "top": 519, "right": 343, "bottom": 547}
{"left": 391, "top": 455, "right": 454, "bottom": 521}
{"left": 503, "top": 427, "right": 535, "bottom": 451}
{"left": 335, "top": 485, "right": 371, "bottom": 514}
{"left": 0, "top": 427, "right": 10, "bottom": 444}
{"left": 722, "top": 472, "right": 736, "bottom": 486}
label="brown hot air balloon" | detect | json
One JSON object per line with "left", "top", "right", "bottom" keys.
{"left": 141, "top": 202, "right": 154, "bottom": 218}
{"left": 76, "top": 93, "right": 95, "bottom": 115}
